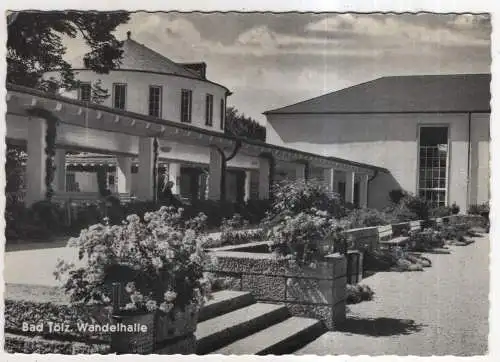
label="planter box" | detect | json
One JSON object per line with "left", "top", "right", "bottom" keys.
{"left": 344, "top": 227, "right": 378, "bottom": 252}
{"left": 206, "top": 241, "right": 347, "bottom": 330}
{"left": 346, "top": 250, "right": 363, "bottom": 285}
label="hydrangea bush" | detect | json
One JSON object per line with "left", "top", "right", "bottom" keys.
{"left": 54, "top": 206, "right": 213, "bottom": 316}
{"left": 267, "top": 208, "right": 350, "bottom": 265}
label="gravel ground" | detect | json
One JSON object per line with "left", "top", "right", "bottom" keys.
{"left": 297, "top": 235, "right": 490, "bottom": 356}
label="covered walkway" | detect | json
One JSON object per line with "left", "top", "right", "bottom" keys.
{"left": 6, "top": 83, "right": 388, "bottom": 207}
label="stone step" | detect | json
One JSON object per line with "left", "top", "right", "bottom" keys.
{"left": 198, "top": 290, "right": 254, "bottom": 322}
{"left": 195, "top": 302, "right": 290, "bottom": 354}
{"left": 212, "top": 316, "right": 326, "bottom": 355}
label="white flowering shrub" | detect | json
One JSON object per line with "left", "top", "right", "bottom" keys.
{"left": 54, "top": 206, "right": 213, "bottom": 315}
{"left": 267, "top": 208, "right": 350, "bottom": 266}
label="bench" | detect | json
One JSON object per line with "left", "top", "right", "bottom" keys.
{"left": 378, "top": 224, "right": 411, "bottom": 251}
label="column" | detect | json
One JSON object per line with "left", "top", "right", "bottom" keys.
{"left": 168, "top": 163, "right": 181, "bottom": 195}
{"left": 54, "top": 149, "right": 66, "bottom": 192}
{"left": 116, "top": 156, "right": 132, "bottom": 194}
{"left": 323, "top": 168, "right": 335, "bottom": 192}
{"left": 294, "top": 162, "right": 306, "bottom": 181}
{"left": 359, "top": 173, "right": 369, "bottom": 208}
{"left": 345, "top": 170, "right": 355, "bottom": 204}
{"left": 208, "top": 146, "right": 223, "bottom": 201}
{"left": 25, "top": 118, "right": 47, "bottom": 206}
{"left": 258, "top": 157, "right": 271, "bottom": 199}
{"left": 137, "top": 137, "right": 154, "bottom": 200}
{"left": 244, "top": 170, "right": 252, "bottom": 202}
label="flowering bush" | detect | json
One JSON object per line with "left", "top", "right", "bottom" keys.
{"left": 407, "top": 228, "right": 445, "bottom": 251}
{"left": 266, "top": 209, "right": 349, "bottom": 265}
{"left": 54, "top": 206, "right": 213, "bottom": 316}
{"left": 468, "top": 202, "right": 490, "bottom": 216}
{"left": 342, "top": 208, "right": 397, "bottom": 229}
{"left": 269, "top": 179, "right": 347, "bottom": 219}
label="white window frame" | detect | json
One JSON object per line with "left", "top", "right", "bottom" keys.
{"left": 416, "top": 124, "right": 451, "bottom": 207}
{"left": 220, "top": 98, "right": 225, "bottom": 130}
{"left": 112, "top": 83, "right": 127, "bottom": 110}
{"left": 181, "top": 89, "right": 193, "bottom": 123}
{"left": 205, "top": 94, "right": 214, "bottom": 126}
{"left": 78, "top": 82, "right": 91, "bottom": 102}
{"left": 148, "top": 85, "right": 162, "bottom": 118}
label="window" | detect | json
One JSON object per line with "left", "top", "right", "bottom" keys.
{"left": 205, "top": 94, "right": 214, "bottom": 126}
{"left": 181, "top": 89, "right": 192, "bottom": 123}
{"left": 113, "top": 83, "right": 127, "bottom": 110}
{"left": 418, "top": 126, "right": 449, "bottom": 207}
{"left": 79, "top": 82, "right": 91, "bottom": 102}
{"left": 220, "top": 98, "right": 225, "bottom": 129}
{"left": 148, "top": 86, "right": 162, "bottom": 118}
{"left": 108, "top": 174, "right": 115, "bottom": 186}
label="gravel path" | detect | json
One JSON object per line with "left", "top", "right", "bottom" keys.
{"left": 297, "top": 235, "right": 490, "bottom": 356}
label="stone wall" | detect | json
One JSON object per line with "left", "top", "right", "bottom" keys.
{"left": 206, "top": 243, "right": 347, "bottom": 330}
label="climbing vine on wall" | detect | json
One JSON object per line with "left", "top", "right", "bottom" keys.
{"left": 26, "top": 107, "right": 59, "bottom": 201}
{"left": 44, "top": 118, "right": 57, "bottom": 200}
{"left": 153, "top": 137, "right": 159, "bottom": 201}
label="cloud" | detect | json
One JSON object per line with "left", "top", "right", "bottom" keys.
{"left": 304, "top": 14, "right": 490, "bottom": 47}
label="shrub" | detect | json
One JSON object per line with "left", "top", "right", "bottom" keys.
{"left": 430, "top": 206, "right": 453, "bottom": 218}
{"left": 385, "top": 191, "right": 430, "bottom": 221}
{"left": 450, "top": 202, "right": 460, "bottom": 215}
{"left": 468, "top": 202, "right": 490, "bottom": 215}
{"left": 342, "top": 208, "right": 396, "bottom": 229}
{"left": 389, "top": 189, "right": 406, "bottom": 204}
{"left": 267, "top": 209, "right": 348, "bottom": 265}
{"left": 54, "top": 206, "right": 213, "bottom": 316}
{"left": 346, "top": 284, "right": 375, "bottom": 304}
{"left": 270, "top": 179, "right": 346, "bottom": 219}
{"left": 408, "top": 228, "right": 445, "bottom": 251}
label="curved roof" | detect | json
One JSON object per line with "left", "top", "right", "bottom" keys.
{"left": 265, "top": 74, "right": 491, "bottom": 115}
{"left": 68, "top": 37, "right": 200, "bottom": 78}
{"left": 67, "top": 35, "right": 230, "bottom": 93}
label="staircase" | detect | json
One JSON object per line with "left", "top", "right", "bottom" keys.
{"left": 196, "top": 290, "right": 327, "bottom": 355}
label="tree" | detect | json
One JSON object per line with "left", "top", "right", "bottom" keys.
{"left": 225, "top": 106, "right": 267, "bottom": 142}
{"left": 7, "top": 11, "right": 130, "bottom": 91}
{"left": 91, "top": 79, "right": 110, "bottom": 104}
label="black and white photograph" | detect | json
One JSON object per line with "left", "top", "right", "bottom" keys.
{"left": 2, "top": 6, "right": 493, "bottom": 358}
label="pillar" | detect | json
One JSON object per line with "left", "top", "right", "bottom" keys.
{"left": 208, "top": 146, "right": 223, "bottom": 201}
{"left": 137, "top": 137, "right": 154, "bottom": 200}
{"left": 116, "top": 156, "right": 132, "bottom": 194}
{"left": 25, "top": 118, "right": 47, "bottom": 206}
{"left": 345, "top": 170, "right": 355, "bottom": 204}
{"left": 295, "top": 162, "right": 306, "bottom": 181}
{"left": 54, "top": 149, "right": 66, "bottom": 192}
{"left": 359, "top": 173, "right": 369, "bottom": 208}
{"left": 244, "top": 170, "right": 252, "bottom": 202}
{"left": 168, "top": 163, "right": 181, "bottom": 195}
{"left": 258, "top": 157, "right": 271, "bottom": 199}
{"left": 323, "top": 168, "right": 335, "bottom": 192}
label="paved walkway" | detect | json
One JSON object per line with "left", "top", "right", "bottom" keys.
{"left": 297, "top": 235, "right": 490, "bottom": 356}
{"left": 3, "top": 229, "right": 260, "bottom": 286}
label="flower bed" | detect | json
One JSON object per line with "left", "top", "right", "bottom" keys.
{"left": 52, "top": 206, "right": 213, "bottom": 354}
{"left": 206, "top": 241, "right": 347, "bottom": 330}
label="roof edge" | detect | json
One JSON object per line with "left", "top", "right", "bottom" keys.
{"left": 6, "top": 83, "right": 386, "bottom": 173}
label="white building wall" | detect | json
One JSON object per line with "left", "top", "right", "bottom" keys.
{"left": 267, "top": 112, "right": 489, "bottom": 211}
{"left": 44, "top": 70, "right": 228, "bottom": 133}
{"left": 470, "top": 114, "right": 490, "bottom": 205}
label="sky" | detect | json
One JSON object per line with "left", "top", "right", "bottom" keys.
{"left": 64, "top": 12, "right": 491, "bottom": 123}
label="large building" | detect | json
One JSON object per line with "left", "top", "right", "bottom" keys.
{"left": 7, "top": 32, "right": 384, "bottom": 207}
{"left": 265, "top": 74, "right": 491, "bottom": 211}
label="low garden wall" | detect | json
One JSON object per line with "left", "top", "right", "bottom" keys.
{"left": 206, "top": 241, "right": 347, "bottom": 330}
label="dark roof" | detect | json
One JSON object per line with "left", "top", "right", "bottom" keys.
{"left": 69, "top": 37, "right": 201, "bottom": 79}
{"left": 264, "top": 74, "right": 491, "bottom": 115}
{"left": 67, "top": 36, "right": 231, "bottom": 94}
